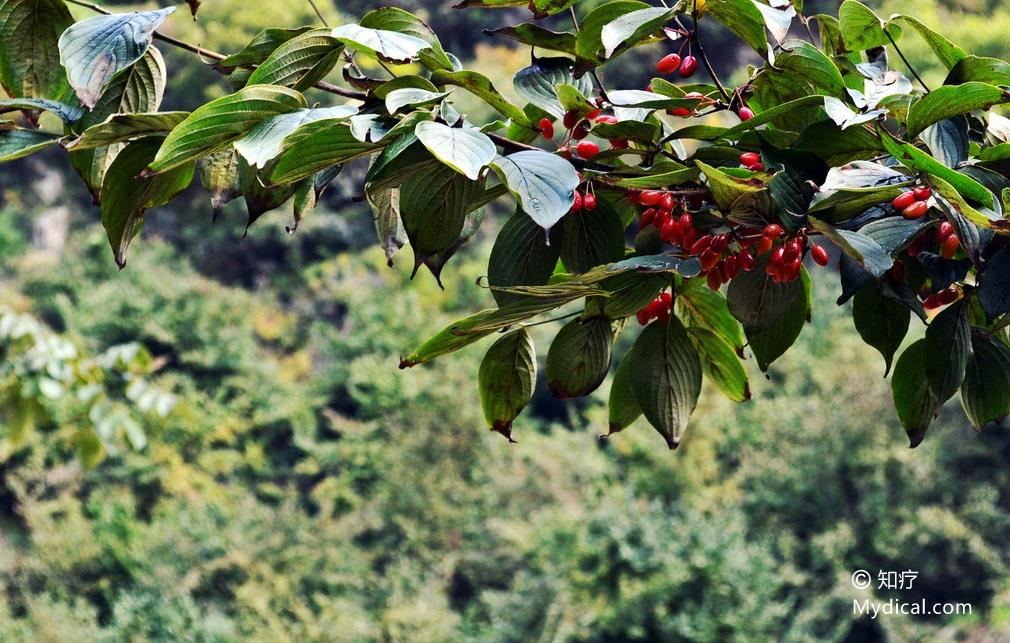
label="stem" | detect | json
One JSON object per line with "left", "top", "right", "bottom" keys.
{"left": 306, "top": 0, "right": 329, "bottom": 27}
{"left": 689, "top": 3, "right": 730, "bottom": 102}
{"left": 64, "top": 0, "right": 366, "bottom": 100}
{"left": 885, "top": 29, "right": 930, "bottom": 93}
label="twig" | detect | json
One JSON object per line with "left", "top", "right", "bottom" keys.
{"left": 306, "top": 0, "right": 329, "bottom": 27}
{"left": 689, "top": 3, "right": 730, "bottom": 102}
{"left": 64, "top": 0, "right": 367, "bottom": 100}
{"left": 885, "top": 29, "right": 930, "bottom": 93}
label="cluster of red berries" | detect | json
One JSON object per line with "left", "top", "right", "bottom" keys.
{"left": 756, "top": 226, "right": 827, "bottom": 283}
{"left": 636, "top": 291, "right": 673, "bottom": 325}
{"left": 904, "top": 218, "right": 960, "bottom": 260}
{"left": 738, "top": 151, "right": 763, "bottom": 172}
{"left": 655, "top": 52, "right": 697, "bottom": 78}
{"left": 540, "top": 108, "right": 629, "bottom": 160}
{"left": 891, "top": 186, "right": 932, "bottom": 219}
{"left": 570, "top": 185, "right": 597, "bottom": 213}
{"left": 923, "top": 285, "right": 961, "bottom": 310}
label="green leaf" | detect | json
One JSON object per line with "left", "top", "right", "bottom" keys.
{"left": 331, "top": 23, "right": 429, "bottom": 64}
{"left": 58, "top": 8, "right": 175, "bottom": 109}
{"left": 0, "top": 128, "right": 62, "bottom": 162}
{"left": 199, "top": 148, "right": 242, "bottom": 218}
{"left": 576, "top": 0, "right": 651, "bottom": 66}
{"left": 720, "top": 95, "right": 826, "bottom": 142}
{"left": 794, "top": 121, "right": 886, "bottom": 166}
{"left": 384, "top": 88, "right": 447, "bottom": 114}
{"left": 838, "top": 0, "right": 900, "bottom": 52}
{"left": 906, "top": 83, "right": 1010, "bottom": 138}
{"left": 678, "top": 279, "right": 744, "bottom": 353}
{"left": 67, "top": 112, "right": 189, "bottom": 150}
{"left": 0, "top": 0, "right": 73, "bottom": 99}
{"left": 961, "top": 332, "right": 1010, "bottom": 431}
{"left": 878, "top": 126, "right": 995, "bottom": 209}
{"left": 234, "top": 105, "right": 357, "bottom": 169}
{"left": 629, "top": 317, "right": 702, "bottom": 449}
{"left": 486, "top": 24, "right": 576, "bottom": 55}
{"left": 430, "top": 69, "right": 530, "bottom": 127}
{"left": 923, "top": 300, "right": 971, "bottom": 403}
{"left": 687, "top": 327, "right": 750, "bottom": 402}
{"left": 608, "top": 350, "right": 642, "bottom": 434}
{"left": 490, "top": 151, "right": 578, "bottom": 232}
{"left": 147, "top": 85, "right": 306, "bottom": 175}
{"left": 0, "top": 98, "right": 81, "bottom": 122}
{"left": 215, "top": 27, "right": 313, "bottom": 72}
{"left": 600, "top": 7, "right": 673, "bottom": 58}
{"left": 852, "top": 281, "right": 909, "bottom": 375}
{"left": 546, "top": 317, "right": 613, "bottom": 399}
{"left": 454, "top": 0, "right": 578, "bottom": 18}
{"left": 753, "top": 0, "right": 795, "bottom": 44}
{"left": 944, "top": 55, "right": 1010, "bottom": 86}
{"left": 559, "top": 199, "right": 626, "bottom": 274}
{"left": 488, "top": 208, "right": 562, "bottom": 307}
{"left": 727, "top": 254, "right": 803, "bottom": 335}
{"left": 246, "top": 29, "right": 342, "bottom": 91}
{"left": 695, "top": 160, "right": 762, "bottom": 212}
{"left": 890, "top": 15, "right": 966, "bottom": 71}
{"left": 891, "top": 339, "right": 940, "bottom": 447}
{"left": 748, "top": 267, "right": 811, "bottom": 371}
{"left": 414, "top": 122, "right": 497, "bottom": 181}
{"left": 478, "top": 329, "right": 536, "bottom": 440}
{"left": 600, "top": 273, "right": 669, "bottom": 319}
{"left": 513, "top": 56, "right": 592, "bottom": 119}
{"left": 809, "top": 218, "right": 893, "bottom": 277}
{"left": 705, "top": 0, "right": 769, "bottom": 56}
{"left": 858, "top": 216, "right": 929, "bottom": 254}
{"left": 399, "top": 163, "right": 483, "bottom": 266}
{"left": 366, "top": 184, "right": 406, "bottom": 266}
{"left": 100, "top": 138, "right": 195, "bottom": 268}
{"left": 921, "top": 117, "right": 968, "bottom": 169}
{"left": 359, "top": 6, "right": 452, "bottom": 71}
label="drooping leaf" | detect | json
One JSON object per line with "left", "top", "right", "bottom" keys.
{"left": 487, "top": 208, "right": 562, "bottom": 307}
{"left": 478, "top": 328, "right": 536, "bottom": 440}
{"left": 399, "top": 163, "right": 483, "bottom": 269}
{"left": 923, "top": 300, "right": 971, "bottom": 403}
{"left": 727, "top": 254, "right": 803, "bottom": 334}
{"left": 678, "top": 279, "right": 745, "bottom": 354}
{"left": 490, "top": 151, "right": 578, "bottom": 232}
{"left": 979, "top": 247, "right": 1010, "bottom": 319}
{"left": 687, "top": 327, "right": 750, "bottom": 402}
{"left": 852, "top": 280, "right": 910, "bottom": 375}
{"left": 0, "top": 128, "right": 62, "bottom": 162}
{"left": 199, "top": 148, "right": 242, "bottom": 219}
{"left": 359, "top": 6, "right": 453, "bottom": 72}
{"left": 545, "top": 317, "right": 613, "bottom": 399}
{"left": 0, "top": 98, "right": 81, "bottom": 122}
{"left": 366, "top": 184, "right": 406, "bottom": 266}
{"left": 0, "top": 0, "right": 73, "bottom": 99}
{"left": 961, "top": 331, "right": 1010, "bottom": 431}
{"left": 748, "top": 266, "right": 811, "bottom": 371}
{"left": 629, "top": 316, "right": 702, "bottom": 449}
{"left": 513, "top": 56, "right": 593, "bottom": 118}
{"left": 147, "top": 85, "right": 306, "bottom": 175}
{"left": 600, "top": 7, "right": 673, "bottom": 58}
{"left": 559, "top": 199, "right": 626, "bottom": 274}
{"left": 838, "top": 0, "right": 900, "bottom": 52}
{"left": 58, "top": 8, "right": 175, "bottom": 109}
{"left": 486, "top": 24, "right": 576, "bottom": 55}
{"left": 67, "top": 111, "right": 189, "bottom": 150}
{"left": 891, "top": 339, "right": 940, "bottom": 447}
{"left": 414, "top": 121, "right": 497, "bottom": 181}
{"left": 608, "top": 350, "right": 642, "bottom": 434}
{"left": 705, "top": 0, "right": 769, "bottom": 56}
{"left": 920, "top": 117, "right": 968, "bottom": 169}
{"left": 215, "top": 27, "right": 313, "bottom": 72}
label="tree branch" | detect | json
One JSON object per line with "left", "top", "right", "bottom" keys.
{"left": 688, "top": 5, "right": 730, "bottom": 102}
{"left": 63, "top": 0, "right": 367, "bottom": 100}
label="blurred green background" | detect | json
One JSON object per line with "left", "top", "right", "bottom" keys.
{"left": 2, "top": 0, "right": 1010, "bottom": 641}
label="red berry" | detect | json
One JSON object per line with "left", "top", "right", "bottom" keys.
{"left": 913, "top": 187, "right": 932, "bottom": 201}
{"left": 572, "top": 191, "right": 583, "bottom": 212}
{"left": 640, "top": 190, "right": 662, "bottom": 206}
{"left": 669, "top": 107, "right": 693, "bottom": 117}
{"left": 940, "top": 233, "right": 960, "bottom": 259}
{"left": 710, "top": 234, "right": 729, "bottom": 253}
{"left": 586, "top": 108, "right": 602, "bottom": 120}
{"left": 738, "top": 106, "right": 755, "bottom": 121}
{"left": 755, "top": 237, "right": 773, "bottom": 255}
{"left": 660, "top": 291, "right": 672, "bottom": 306}
{"left": 723, "top": 254, "right": 739, "bottom": 279}
{"left": 906, "top": 235, "right": 927, "bottom": 257}
{"left": 763, "top": 224, "right": 784, "bottom": 239}
{"left": 739, "top": 152, "right": 760, "bottom": 166}
{"left": 679, "top": 213, "right": 693, "bottom": 231}
{"left": 563, "top": 110, "right": 579, "bottom": 129}
{"left": 583, "top": 192, "right": 597, "bottom": 211}
{"left": 660, "top": 193, "right": 675, "bottom": 211}
{"left": 609, "top": 138, "right": 629, "bottom": 149}
{"left": 700, "top": 249, "right": 721, "bottom": 271}
{"left": 937, "top": 287, "right": 960, "bottom": 306}
{"left": 637, "top": 310, "right": 651, "bottom": 325}
{"left": 707, "top": 269, "right": 723, "bottom": 291}
{"left": 935, "top": 221, "right": 954, "bottom": 243}
{"left": 690, "top": 235, "right": 713, "bottom": 256}
{"left": 571, "top": 121, "right": 590, "bottom": 140}
{"left": 576, "top": 140, "right": 600, "bottom": 159}
{"left": 892, "top": 191, "right": 917, "bottom": 210}
{"left": 539, "top": 117, "right": 554, "bottom": 139}
{"left": 661, "top": 217, "right": 680, "bottom": 242}
{"left": 679, "top": 55, "right": 698, "bottom": 78}
{"left": 656, "top": 53, "right": 682, "bottom": 74}
{"left": 739, "top": 249, "right": 756, "bottom": 271}
{"left": 595, "top": 114, "right": 618, "bottom": 125}
{"left": 811, "top": 243, "right": 829, "bottom": 266}
{"left": 748, "top": 162, "right": 765, "bottom": 172}
{"left": 902, "top": 201, "right": 928, "bottom": 219}
{"left": 770, "top": 246, "right": 786, "bottom": 266}
{"left": 923, "top": 293, "right": 940, "bottom": 310}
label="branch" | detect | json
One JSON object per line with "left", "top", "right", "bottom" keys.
{"left": 64, "top": 0, "right": 367, "bottom": 100}
{"left": 885, "top": 29, "right": 930, "bottom": 93}
{"left": 688, "top": 5, "right": 730, "bottom": 102}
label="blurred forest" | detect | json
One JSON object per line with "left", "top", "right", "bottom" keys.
{"left": 2, "top": 0, "right": 1010, "bottom": 641}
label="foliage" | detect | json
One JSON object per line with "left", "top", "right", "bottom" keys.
{"left": 3, "top": 0, "right": 1010, "bottom": 457}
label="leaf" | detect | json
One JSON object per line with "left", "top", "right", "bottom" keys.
{"left": 600, "top": 273, "right": 669, "bottom": 319}
{"left": 0, "top": 98, "right": 81, "bottom": 122}
{"left": 199, "top": 148, "right": 242, "bottom": 218}
{"left": 608, "top": 351, "right": 642, "bottom": 434}
{"left": 385, "top": 87, "right": 447, "bottom": 114}
{"left": 67, "top": 111, "right": 188, "bottom": 150}
{"left": 945, "top": 56, "right": 1010, "bottom": 86}
{"left": 234, "top": 105, "right": 357, "bottom": 169}
{"left": 215, "top": 27, "right": 313, "bottom": 72}
{"left": 858, "top": 216, "right": 929, "bottom": 254}
{"left": 794, "top": 121, "right": 886, "bottom": 166}
{"left": 906, "top": 83, "right": 1010, "bottom": 138}
{"left": 490, "top": 151, "right": 578, "bottom": 232}
{"left": 920, "top": 117, "right": 968, "bottom": 169}
{"left": 576, "top": 0, "right": 652, "bottom": 66}
{"left": 979, "top": 247, "right": 1010, "bottom": 319}
{"left": 678, "top": 279, "right": 745, "bottom": 353}
{"left": 546, "top": 317, "right": 613, "bottom": 399}
{"left": 891, "top": 339, "right": 940, "bottom": 447}
{"left": 838, "top": 0, "right": 900, "bottom": 52}
{"left": 513, "top": 56, "right": 592, "bottom": 119}
{"left": 748, "top": 267, "right": 811, "bottom": 371}
{"left": 808, "top": 218, "right": 893, "bottom": 277}
{"left": 629, "top": 317, "right": 702, "bottom": 449}
{"left": 961, "top": 332, "right": 1010, "bottom": 431}
{"left": 359, "top": 7, "right": 452, "bottom": 71}
{"left": 246, "top": 29, "right": 342, "bottom": 91}
{"left": 478, "top": 329, "right": 536, "bottom": 440}
{"left": 0, "top": 0, "right": 73, "bottom": 99}
{"left": 488, "top": 208, "right": 562, "bottom": 307}
{"left": 0, "top": 128, "right": 62, "bottom": 162}
{"left": 399, "top": 163, "right": 483, "bottom": 269}
{"left": 486, "top": 24, "right": 576, "bottom": 55}
{"left": 923, "top": 300, "right": 971, "bottom": 403}
{"left": 753, "top": 0, "right": 795, "bottom": 45}
{"left": 100, "top": 138, "right": 195, "bottom": 267}
{"left": 414, "top": 122, "right": 497, "bottom": 181}
{"left": 331, "top": 24, "right": 429, "bottom": 64}
{"left": 687, "top": 327, "right": 750, "bottom": 402}
{"left": 431, "top": 69, "right": 530, "bottom": 126}
{"left": 600, "top": 7, "right": 673, "bottom": 58}
{"left": 58, "top": 8, "right": 175, "bottom": 109}
{"left": 727, "top": 254, "right": 803, "bottom": 335}
{"left": 822, "top": 96, "right": 885, "bottom": 129}
{"left": 366, "top": 185, "right": 406, "bottom": 266}
{"left": 695, "top": 160, "right": 763, "bottom": 211}
{"left": 890, "top": 15, "right": 966, "bottom": 71}
{"left": 705, "top": 0, "right": 769, "bottom": 56}
{"left": 559, "top": 199, "right": 626, "bottom": 273}
{"left": 852, "top": 280, "right": 909, "bottom": 375}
